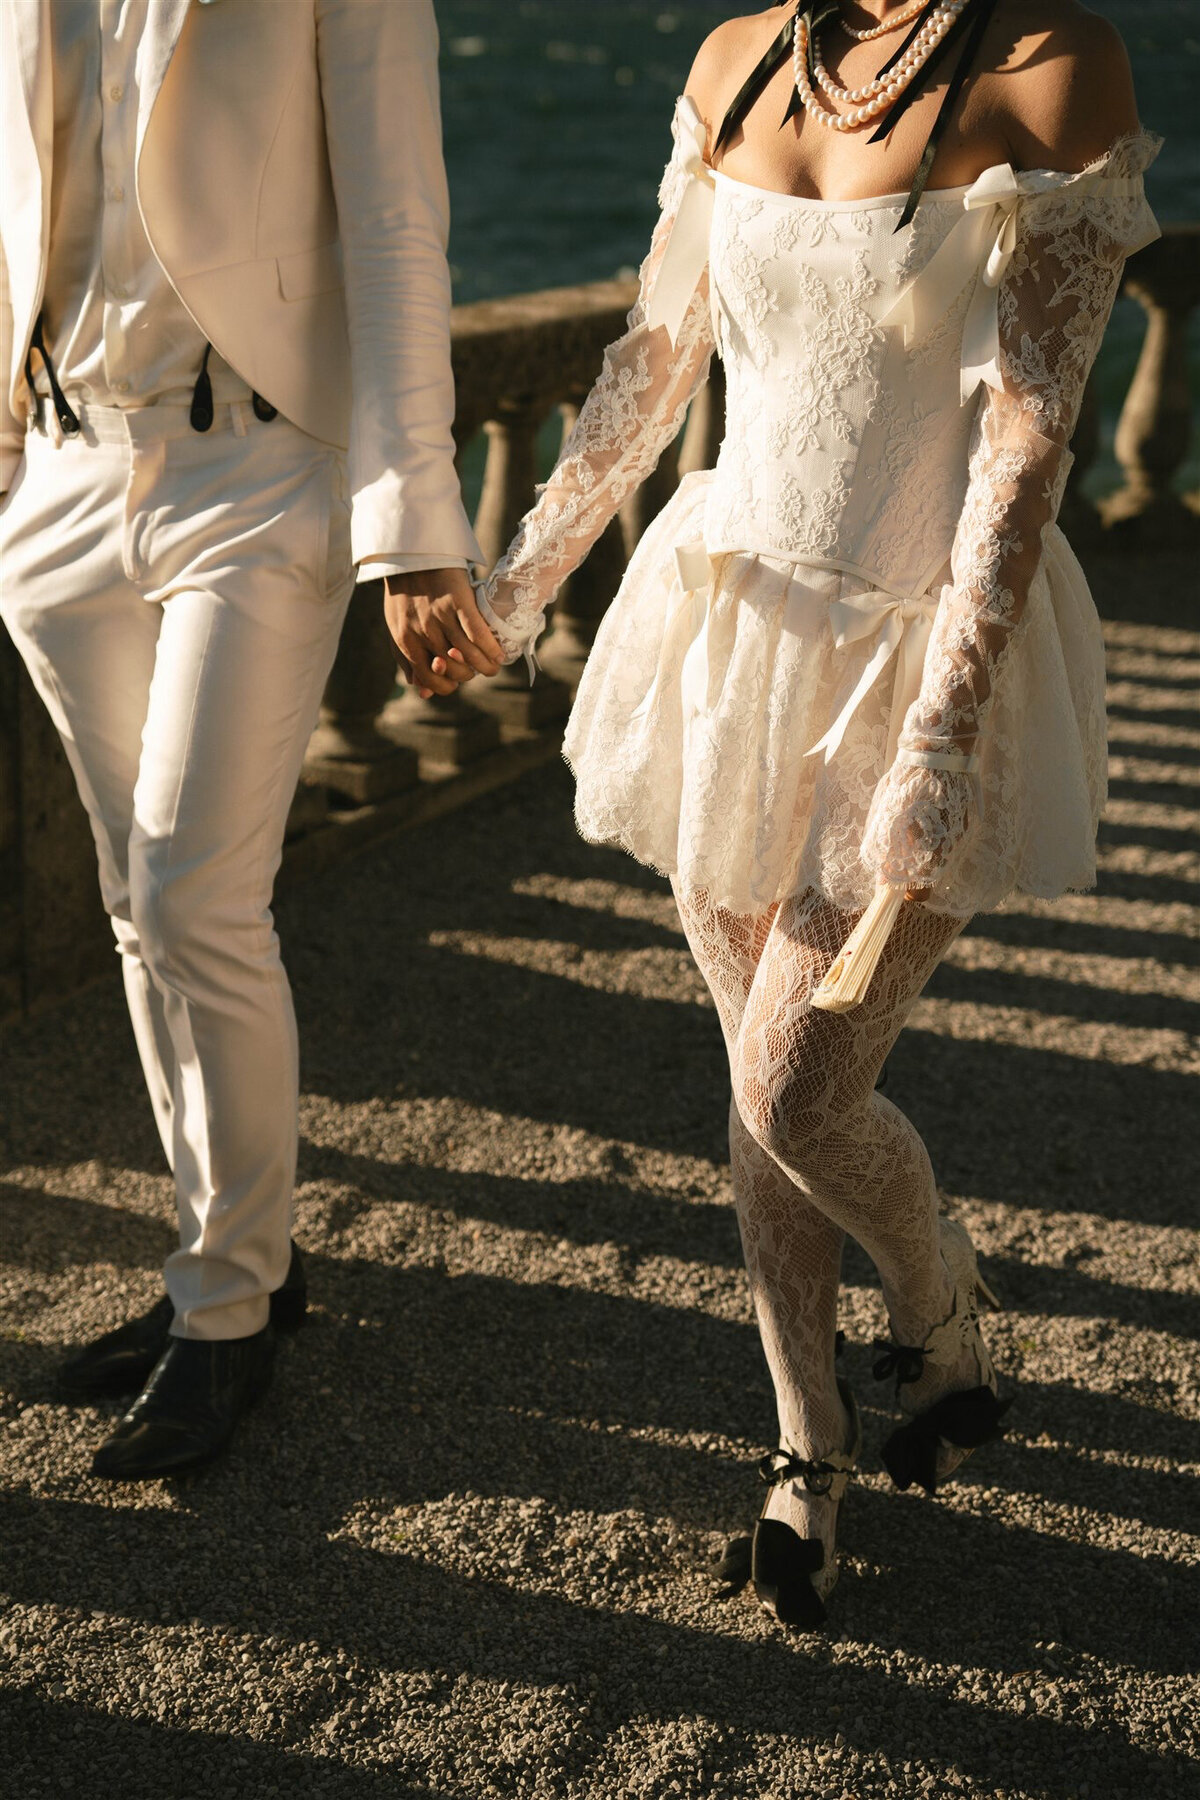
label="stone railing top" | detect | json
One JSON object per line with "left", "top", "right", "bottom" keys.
{"left": 449, "top": 223, "right": 1199, "bottom": 443}
{"left": 451, "top": 280, "right": 638, "bottom": 442}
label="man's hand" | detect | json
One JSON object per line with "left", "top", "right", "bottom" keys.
{"left": 383, "top": 568, "right": 505, "bottom": 699}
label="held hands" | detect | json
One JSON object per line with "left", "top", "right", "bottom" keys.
{"left": 383, "top": 568, "right": 505, "bottom": 699}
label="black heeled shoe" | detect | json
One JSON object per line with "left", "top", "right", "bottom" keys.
{"left": 875, "top": 1215, "right": 1010, "bottom": 1495}
{"left": 717, "top": 1379, "right": 861, "bottom": 1630}
{"left": 59, "top": 1241, "right": 307, "bottom": 1401}
{"left": 90, "top": 1327, "right": 276, "bottom": 1480}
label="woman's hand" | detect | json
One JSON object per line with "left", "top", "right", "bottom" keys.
{"left": 383, "top": 568, "right": 505, "bottom": 699}
{"left": 861, "top": 760, "right": 976, "bottom": 897}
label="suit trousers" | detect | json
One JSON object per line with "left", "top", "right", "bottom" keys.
{"left": 0, "top": 400, "right": 354, "bottom": 1338}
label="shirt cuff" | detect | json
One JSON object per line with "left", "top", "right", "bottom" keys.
{"left": 359, "top": 554, "right": 473, "bottom": 583}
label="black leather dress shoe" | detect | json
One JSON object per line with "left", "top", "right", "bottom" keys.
{"left": 90, "top": 1328, "right": 276, "bottom": 1480}
{"left": 59, "top": 1242, "right": 307, "bottom": 1401}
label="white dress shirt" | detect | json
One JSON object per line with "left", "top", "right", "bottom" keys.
{"left": 36, "top": 0, "right": 464, "bottom": 579}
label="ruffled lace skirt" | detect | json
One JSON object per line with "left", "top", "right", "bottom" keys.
{"left": 563, "top": 470, "right": 1108, "bottom": 918}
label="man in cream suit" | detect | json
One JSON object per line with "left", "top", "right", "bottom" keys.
{"left": 0, "top": 0, "right": 503, "bottom": 1479}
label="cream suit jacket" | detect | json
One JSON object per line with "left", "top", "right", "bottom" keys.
{"left": 0, "top": 0, "right": 483, "bottom": 567}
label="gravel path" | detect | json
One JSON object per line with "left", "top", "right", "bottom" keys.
{"left": 1, "top": 547, "right": 1197, "bottom": 1799}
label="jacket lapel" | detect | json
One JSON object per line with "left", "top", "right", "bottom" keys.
{"left": 136, "top": 0, "right": 195, "bottom": 161}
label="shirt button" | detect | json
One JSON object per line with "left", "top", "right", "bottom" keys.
{"left": 114, "top": 380, "right": 131, "bottom": 395}
{"left": 109, "top": 84, "right": 124, "bottom": 102}
{"left": 107, "top": 184, "right": 125, "bottom": 202}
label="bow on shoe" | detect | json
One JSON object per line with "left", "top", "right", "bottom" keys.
{"left": 882, "top": 1384, "right": 1013, "bottom": 1495}
{"left": 713, "top": 1533, "right": 753, "bottom": 1593}
{"left": 713, "top": 1331, "right": 849, "bottom": 1593}
{"left": 712, "top": 1450, "right": 839, "bottom": 1592}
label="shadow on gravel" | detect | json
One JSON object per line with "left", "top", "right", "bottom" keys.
{"left": 982, "top": 1253, "right": 1200, "bottom": 1340}
{"left": 3, "top": 546, "right": 1198, "bottom": 1797}
{"left": 4, "top": 1483, "right": 1196, "bottom": 1799}
{"left": 928, "top": 957, "right": 1200, "bottom": 1035}
{"left": 964, "top": 907, "right": 1200, "bottom": 968}
{"left": 0, "top": 1695, "right": 448, "bottom": 1799}
{"left": 298, "top": 1140, "right": 745, "bottom": 1269}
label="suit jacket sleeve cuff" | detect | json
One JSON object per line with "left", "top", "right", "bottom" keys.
{"left": 360, "top": 553, "right": 472, "bottom": 582}
{"left": 350, "top": 473, "right": 484, "bottom": 571}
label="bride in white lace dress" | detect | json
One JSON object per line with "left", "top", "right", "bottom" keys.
{"left": 390, "top": 0, "right": 1159, "bottom": 1628}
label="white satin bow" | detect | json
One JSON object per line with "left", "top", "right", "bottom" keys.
{"left": 646, "top": 96, "right": 717, "bottom": 349}
{"left": 879, "top": 161, "right": 1024, "bottom": 405}
{"left": 627, "top": 539, "right": 716, "bottom": 730}
{"left": 631, "top": 544, "right": 939, "bottom": 763}
{"left": 806, "top": 584, "right": 941, "bottom": 766}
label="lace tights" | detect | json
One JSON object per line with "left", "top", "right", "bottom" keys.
{"left": 674, "top": 885, "right": 965, "bottom": 1534}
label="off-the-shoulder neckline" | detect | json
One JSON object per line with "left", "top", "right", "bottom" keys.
{"left": 710, "top": 168, "right": 970, "bottom": 209}
{"left": 677, "top": 94, "right": 1158, "bottom": 213}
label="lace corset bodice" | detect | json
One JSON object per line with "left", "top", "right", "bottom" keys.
{"left": 705, "top": 174, "right": 979, "bottom": 591}
{"left": 480, "top": 93, "right": 1160, "bottom": 907}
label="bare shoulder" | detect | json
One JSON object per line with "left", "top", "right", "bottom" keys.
{"left": 990, "top": 0, "right": 1141, "bottom": 169}
{"left": 684, "top": 9, "right": 788, "bottom": 154}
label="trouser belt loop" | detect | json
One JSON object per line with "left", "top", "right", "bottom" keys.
{"left": 25, "top": 313, "right": 81, "bottom": 437}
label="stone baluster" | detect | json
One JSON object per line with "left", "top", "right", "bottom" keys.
{"left": 305, "top": 579, "right": 419, "bottom": 805}
{"left": 1101, "top": 229, "right": 1200, "bottom": 542}
{"left": 618, "top": 358, "right": 725, "bottom": 558}
{"left": 1059, "top": 376, "right": 1101, "bottom": 544}
{"left": 678, "top": 359, "right": 726, "bottom": 479}
{"left": 619, "top": 432, "right": 681, "bottom": 559}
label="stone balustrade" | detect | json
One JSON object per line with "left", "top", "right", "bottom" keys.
{"left": 1, "top": 228, "right": 1196, "bottom": 1018}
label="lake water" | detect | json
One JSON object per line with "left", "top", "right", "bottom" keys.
{"left": 439, "top": 0, "right": 1196, "bottom": 301}
{"left": 437, "top": 1, "right": 1198, "bottom": 485}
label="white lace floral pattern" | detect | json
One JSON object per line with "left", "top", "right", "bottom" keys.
{"left": 862, "top": 132, "right": 1163, "bottom": 895}
{"left": 484, "top": 97, "right": 1160, "bottom": 918}
{"left": 478, "top": 105, "right": 716, "bottom": 663}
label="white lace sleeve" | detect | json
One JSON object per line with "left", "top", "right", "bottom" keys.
{"left": 862, "top": 132, "right": 1161, "bottom": 893}
{"left": 477, "top": 97, "right": 717, "bottom": 665}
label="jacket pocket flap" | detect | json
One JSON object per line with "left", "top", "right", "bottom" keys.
{"left": 276, "top": 243, "right": 342, "bottom": 301}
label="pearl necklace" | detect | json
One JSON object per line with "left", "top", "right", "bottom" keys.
{"left": 792, "top": 2, "right": 968, "bottom": 132}
{"left": 840, "top": 0, "right": 935, "bottom": 43}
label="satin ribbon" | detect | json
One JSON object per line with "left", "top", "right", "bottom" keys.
{"left": 806, "top": 584, "right": 940, "bottom": 766}
{"left": 647, "top": 97, "right": 717, "bottom": 349}
{"left": 633, "top": 542, "right": 939, "bottom": 766}
{"left": 627, "top": 540, "right": 714, "bottom": 728}
{"left": 879, "top": 161, "right": 1024, "bottom": 405}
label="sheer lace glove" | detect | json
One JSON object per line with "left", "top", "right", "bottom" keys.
{"left": 474, "top": 95, "right": 716, "bottom": 676}
{"left": 860, "top": 744, "right": 981, "bottom": 892}
{"left": 476, "top": 572, "right": 550, "bottom": 671}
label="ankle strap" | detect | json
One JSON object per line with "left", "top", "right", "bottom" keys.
{"left": 757, "top": 1446, "right": 852, "bottom": 1495}
{"left": 872, "top": 1339, "right": 928, "bottom": 1386}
